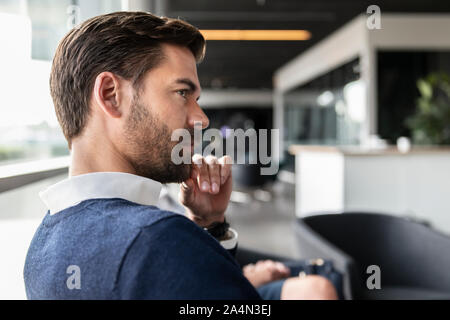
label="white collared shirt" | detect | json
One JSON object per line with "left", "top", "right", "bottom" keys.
{"left": 39, "top": 172, "right": 237, "bottom": 249}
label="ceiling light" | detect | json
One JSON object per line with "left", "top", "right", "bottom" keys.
{"left": 200, "top": 29, "right": 311, "bottom": 41}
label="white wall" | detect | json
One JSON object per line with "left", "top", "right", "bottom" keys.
{"left": 295, "top": 150, "right": 450, "bottom": 235}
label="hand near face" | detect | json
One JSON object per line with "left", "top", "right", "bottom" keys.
{"left": 179, "top": 155, "right": 232, "bottom": 227}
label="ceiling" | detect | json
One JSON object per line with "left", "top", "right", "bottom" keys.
{"left": 162, "top": 0, "right": 450, "bottom": 89}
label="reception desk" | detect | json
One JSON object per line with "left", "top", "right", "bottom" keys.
{"left": 289, "top": 145, "right": 450, "bottom": 234}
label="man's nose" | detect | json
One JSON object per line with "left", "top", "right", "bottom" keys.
{"left": 188, "top": 102, "right": 209, "bottom": 129}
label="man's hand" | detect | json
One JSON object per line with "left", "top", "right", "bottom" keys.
{"left": 179, "top": 154, "right": 232, "bottom": 227}
{"left": 243, "top": 260, "right": 291, "bottom": 288}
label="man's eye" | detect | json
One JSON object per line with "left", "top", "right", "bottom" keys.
{"left": 177, "top": 90, "right": 188, "bottom": 98}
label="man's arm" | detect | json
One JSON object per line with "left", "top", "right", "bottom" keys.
{"left": 115, "top": 215, "right": 261, "bottom": 299}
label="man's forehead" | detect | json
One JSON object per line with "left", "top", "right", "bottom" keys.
{"left": 151, "top": 44, "right": 201, "bottom": 89}
{"left": 161, "top": 43, "right": 197, "bottom": 70}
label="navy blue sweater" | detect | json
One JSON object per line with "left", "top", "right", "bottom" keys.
{"left": 24, "top": 198, "right": 261, "bottom": 299}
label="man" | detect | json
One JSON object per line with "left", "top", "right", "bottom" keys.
{"left": 24, "top": 11, "right": 337, "bottom": 300}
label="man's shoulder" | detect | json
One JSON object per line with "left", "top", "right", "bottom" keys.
{"left": 76, "top": 197, "right": 182, "bottom": 229}
{"left": 24, "top": 198, "right": 189, "bottom": 299}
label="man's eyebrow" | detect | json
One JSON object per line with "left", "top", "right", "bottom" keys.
{"left": 174, "top": 78, "right": 199, "bottom": 93}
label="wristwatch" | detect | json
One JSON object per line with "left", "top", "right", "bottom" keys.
{"left": 205, "top": 218, "right": 230, "bottom": 240}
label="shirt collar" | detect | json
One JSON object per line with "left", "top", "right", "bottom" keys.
{"left": 39, "top": 172, "right": 162, "bottom": 215}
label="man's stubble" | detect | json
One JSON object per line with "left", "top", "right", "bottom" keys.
{"left": 123, "top": 95, "right": 191, "bottom": 183}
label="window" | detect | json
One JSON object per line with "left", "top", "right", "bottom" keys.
{"left": 0, "top": 0, "right": 123, "bottom": 164}
{"left": 283, "top": 59, "right": 363, "bottom": 148}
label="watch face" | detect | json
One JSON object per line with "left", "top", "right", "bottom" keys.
{"left": 207, "top": 220, "right": 229, "bottom": 239}
{"left": 219, "top": 230, "right": 232, "bottom": 241}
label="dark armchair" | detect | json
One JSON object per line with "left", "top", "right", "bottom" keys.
{"left": 294, "top": 212, "right": 450, "bottom": 299}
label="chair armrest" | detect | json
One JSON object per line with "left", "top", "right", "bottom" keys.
{"left": 294, "top": 218, "right": 356, "bottom": 299}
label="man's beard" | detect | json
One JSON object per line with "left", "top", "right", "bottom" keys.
{"left": 123, "top": 97, "right": 191, "bottom": 183}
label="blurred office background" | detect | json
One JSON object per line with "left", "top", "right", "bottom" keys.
{"left": 1, "top": 0, "right": 450, "bottom": 299}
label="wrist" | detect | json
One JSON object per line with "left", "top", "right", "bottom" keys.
{"left": 186, "top": 210, "right": 225, "bottom": 228}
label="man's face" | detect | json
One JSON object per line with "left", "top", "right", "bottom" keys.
{"left": 122, "top": 43, "right": 209, "bottom": 183}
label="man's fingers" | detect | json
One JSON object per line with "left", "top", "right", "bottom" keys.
{"left": 192, "top": 154, "right": 210, "bottom": 193}
{"left": 275, "top": 262, "right": 291, "bottom": 277}
{"left": 205, "top": 155, "right": 220, "bottom": 194}
{"left": 192, "top": 154, "right": 231, "bottom": 194}
{"left": 190, "top": 165, "right": 199, "bottom": 180}
{"left": 218, "top": 155, "right": 232, "bottom": 185}
{"left": 179, "top": 178, "right": 195, "bottom": 205}
{"left": 255, "top": 260, "right": 290, "bottom": 279}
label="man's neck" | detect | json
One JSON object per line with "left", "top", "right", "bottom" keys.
{"left": 69, "top": 136, "right": 136, "bottom": 177}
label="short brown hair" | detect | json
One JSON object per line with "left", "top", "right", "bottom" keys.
{"left": 50, "top": 11, "right": 206, "bottom": 148}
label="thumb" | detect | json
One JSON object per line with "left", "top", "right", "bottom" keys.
{"left": 179, "top": 178, "right": 195, "bottom": 206}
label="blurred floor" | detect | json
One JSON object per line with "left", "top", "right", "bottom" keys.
{"left": 226, "top": 180, "right": 301, "bottom": 260}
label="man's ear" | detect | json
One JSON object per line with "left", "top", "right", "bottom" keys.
{"left": 92, "top": 72, "right": 124, "bottom": 118}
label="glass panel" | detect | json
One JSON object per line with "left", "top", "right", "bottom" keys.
{"left": 283, "top": 58, "right": 363, "bottom": 149}
{"left": 0, "top": 0, "right": 123, "bottom": 165}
